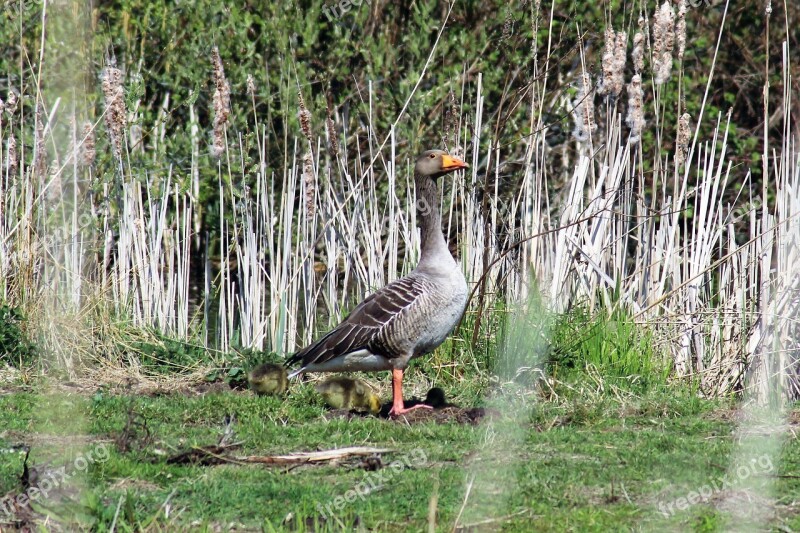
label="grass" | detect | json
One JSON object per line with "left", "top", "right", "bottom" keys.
{"left": 3, "top": 374, "right": 800, "bottom": 531}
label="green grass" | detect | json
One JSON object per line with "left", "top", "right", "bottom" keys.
{"left": 3, "top": 376, "right": 800, "bottom": 531}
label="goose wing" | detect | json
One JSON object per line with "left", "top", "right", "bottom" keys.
{"left": 285, "top": 275, "right": 428, "bottom": 368}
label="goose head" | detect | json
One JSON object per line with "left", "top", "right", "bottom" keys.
{"left": 415, "top": 150, "right": 469, "bottom": 179}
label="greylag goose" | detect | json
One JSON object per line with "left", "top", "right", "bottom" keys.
{"left": 315, "top": 376, "right": 381, "bottom": 414}
{"left": 286, "top": 150, "right": 469, "bottom": 416}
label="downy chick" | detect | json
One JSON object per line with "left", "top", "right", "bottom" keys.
{"left": 315, "top": 376, "right": 381, "bottom": 414}
{"left": 248, "top": 363, "right": 288, "bottom": 396}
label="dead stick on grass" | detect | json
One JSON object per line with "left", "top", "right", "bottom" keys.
{"left": 236, "top": 446, "right": 393, "bottom": 465}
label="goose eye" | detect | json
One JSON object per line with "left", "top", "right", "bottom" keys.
{"left": 429, "top": 153, "right": 436, "bottom": 159}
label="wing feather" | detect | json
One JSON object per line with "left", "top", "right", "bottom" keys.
{"left": 285, "top": 276, "right": 428, "bottom": 368}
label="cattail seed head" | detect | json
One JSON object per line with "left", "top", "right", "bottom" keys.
{"left": 6, "top": 135, "right": 17, "bottom": 178}
{"left": 632, "top": 31, "right": 645, "bottom": 73}
{"left": 613, "top": 31, "right": 628, "bottom": 93}
{"left": 210, "top": 47, "right": 230, "bottom": 159}
{"left": 626, "top": 74, "right": 646, "bottom": 143}
{"left": 571, "top": 71, "right": 597, "bottom": 143}
{"left": 5, "top": 90, "right": 17, "bottom": 115}
{"left": 326, "top": 107, "right": 339, "bottom": 159}
{"left": 676, "top": 0, "right": 687, "bottom": 62}
{"left": 444, "top": 89, "right": 458, "bottom": 146}
{"left": 297, "top": 92, "right": 315, "bottom": 220}
{"left": 675, "top": 112, "right": 691, "bottom": 167}
{"left": 638, "top": 15, "right": 650, "bottom": 58}
{"left": 653, "top": 1, "right": 676, "bottom": 85}
{"left": 298, "top": 92, "right": 312, "bottom": 142}
{"left": 80, "top": 121, "right": 96, "bottom": 167}
{"left": 599, "top": 27, "right": 628, "bottom": 97}
{"left": 302, "top": 150, "right": 315, "bottom": 221}
{"left": 598, "top": 26, "right": 615, "bottom": 96}
{"left": 502, "top": 5, "right": 513, "bottom": 42}
{"left": 246, "top": 74, "right": 256, "bottom": 97}
{"left": 101, "top": 63, "right": 126, "bottom": 159}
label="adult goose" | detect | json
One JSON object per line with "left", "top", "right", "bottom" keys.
{"left": 286, "top": 150, "right": 469, "bottom": 416}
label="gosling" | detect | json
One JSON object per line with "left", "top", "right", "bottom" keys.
{"left": 248, "top": 363, "right": 289, "bottom": 396}
{"left": 315, "top": 377, "right": 381, "bottom": 414}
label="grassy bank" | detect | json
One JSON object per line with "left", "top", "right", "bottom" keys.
{"left": 3, "top": 376, "right": 800, "bottom": 531}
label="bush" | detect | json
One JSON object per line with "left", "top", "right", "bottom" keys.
{"left": 0, "top": 305, "right": 37, "bottom": 367}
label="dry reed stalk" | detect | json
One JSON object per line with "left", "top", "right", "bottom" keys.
{"left": 652, "top": 1, "right": 676, "bottom": 85}
{"left": 46, "top": 169, "right": 62, "bottom": 204}
{"left": 210, "top": 47, "right": 230, "bottom": 159}
{"left": 33, "top": 103, "right": 46, "bottom": 179}
{"left": 101, "top": 63, "right": 126, "bottom": 159}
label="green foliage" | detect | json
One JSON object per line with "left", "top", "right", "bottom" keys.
{"left": 0, "top": 304, "right": 37, "bottom": 367}
{"left": 550, "top": 305, "right": 671, "bottom": 389}
{"left": 134, "top": 334, "right": 212, "bottom": 374}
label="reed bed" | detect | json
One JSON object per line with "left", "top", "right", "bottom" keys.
{"left": 0, "top": 0, "right": 796, "bottom": 399}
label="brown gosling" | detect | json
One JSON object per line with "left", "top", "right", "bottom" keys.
{"left": 315, "top": 377, "right": 381, "bottom": 414}
{"left": 248, "top": 363, "right": 288, "bottom": 396}
{"left": 423, "top": 387, "right": 455, "bottom": 409}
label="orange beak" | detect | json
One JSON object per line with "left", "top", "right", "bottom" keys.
{"left": 440, "top": 154, "right": 469, "bottom": 171}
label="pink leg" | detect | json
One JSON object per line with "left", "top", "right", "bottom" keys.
{"left": 389, "top": 368, "right": 433, "bottom": 416}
